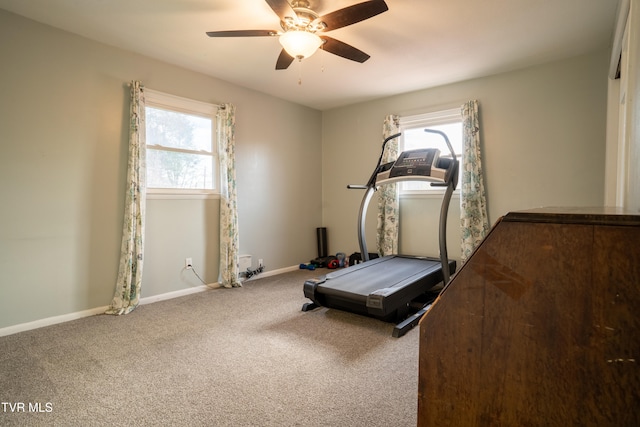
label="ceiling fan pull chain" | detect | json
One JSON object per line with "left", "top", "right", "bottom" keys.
{"left": 298, "top": 58, "right": 303, "bottom": 85}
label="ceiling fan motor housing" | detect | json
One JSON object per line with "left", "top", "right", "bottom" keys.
{"left": 281, "top": 1, "right": 326, "bottom": 33}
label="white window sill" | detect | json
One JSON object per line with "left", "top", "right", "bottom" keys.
{"left": 146, "top": 189, "right": 220, "bottom": 200}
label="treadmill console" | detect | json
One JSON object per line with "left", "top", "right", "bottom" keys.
{"left": 388, "top": 148, "right": 440, "bottom": 178}
{"left": 376, "top": 148, "right": 453, "bottom": 183}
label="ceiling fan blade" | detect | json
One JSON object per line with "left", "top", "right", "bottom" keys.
{"left": 275, "top": 49, "right": 295, "bottom": 70}
{"left": 320, "top": 36, "right": 370, "bottom": 63}
{"left": 317, "top": 0, "right": 388, "bottom": 31}
{"left": 206, "top": 30, "right": 278, "bottom": 37}
{"left": 265, "top": 0, "right": 296, "bottom": 18}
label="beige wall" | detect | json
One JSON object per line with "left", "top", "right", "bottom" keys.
{"left": 0, "top": 7, "right": 612, "bottom": 332}
{"left": 321, "top": 49, "right": 610, "bottom": 260}
{"left": 0, "top": 10, "right": 322, "bottom": 330}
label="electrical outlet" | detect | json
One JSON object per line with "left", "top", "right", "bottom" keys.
{"left": 258, "top": 259, "right": 263, "bottom": 267}
{"left": 185, "top": 258, "right": 192, "bottom": 269}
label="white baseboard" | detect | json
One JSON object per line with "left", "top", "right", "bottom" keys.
{"left": 139, "top": 284, "right": 214, "bottom": 305}
{"left": 0, "top": 285, "right": 216, "bottom": 338}
{"left": 265, "top": 264, "right": 300, "bottom": 276}
{"left": 242, "top": 264, "right": 299, "bottom": 282}
{"left": 0, "top": 266, "right": 298, "bottom": 337}
{"left": 0, "top": 306, "right": 110, "bottom": 338}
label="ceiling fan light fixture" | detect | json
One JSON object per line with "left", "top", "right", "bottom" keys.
{"left": 279, "top": 30, "right": 323, "bottom": 59}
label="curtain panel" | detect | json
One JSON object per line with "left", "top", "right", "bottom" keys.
{"left": 217, "top": 104, "right": 241, "bottom": 288}
{"left": 460, "top": 100, "right": 490, "bottom": 263}
{"left": 106, "top": 81, "right": 147, "bottom": 315}
{"left": 376, "top": 115, "right": 400, "bottom": 256}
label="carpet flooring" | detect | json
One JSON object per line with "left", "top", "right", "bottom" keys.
{"left": 0, "top": 269, "right": 420, "bottom": 426}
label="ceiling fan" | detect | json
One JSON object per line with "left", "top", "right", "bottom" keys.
{"left": 206, "top": 0, "right": 389, "bottom": 70}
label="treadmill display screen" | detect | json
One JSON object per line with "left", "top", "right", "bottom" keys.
{"left": 389, "top": 148, "right": 440, "bottom": 178}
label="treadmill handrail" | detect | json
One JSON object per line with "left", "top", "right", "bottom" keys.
{"left": 375, "top": 175, "right": 448, "bottom": 186}
{"left": 424, "top": 128, "right": 457, "bottom": 159}
{"left": 357, "top": 186, "right": 377, "bottom": 259}
{"left": 349, "top": 173, "right": 448, "bottom": 190}
{"left": 366, "top": 133, "right": 402, "bottom": 188}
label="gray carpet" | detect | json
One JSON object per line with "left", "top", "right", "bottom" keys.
{"left": 0, "top": 269, "right": 419, "bottom": 426}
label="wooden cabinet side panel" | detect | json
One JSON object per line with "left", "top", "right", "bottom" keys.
{"left": 418, "top": 221, "right": 610, "bottom": 426}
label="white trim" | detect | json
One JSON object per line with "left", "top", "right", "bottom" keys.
{"left": 145, "top": 89, "right": 219, "bottom": 116}
{"left": 147, "top": 189, "right": 220, "bottom": 200}
{"left": 261, "top": 264, "right": 301, "bottom": 277}
{"left": 0, "top": 284, "right": 218, "bottom": 337}
{"left": 610, "top": 0, "right": 631, "bottom": 79}
{"left": 0, "top": 266, "right": 302, "bottom": 337}
{"left": 139, "top": 284, "right": 214, "bottom": 305}
{"left": 0, "top": 306, "right": 109, "bottom": 337}
{"left": 399, "top": 108, "right": 461, "bottom": 127}
{"left": 241, "top": 264, "right": 301, "bottom": 282}
{"left": 145, "top": 88, "right": 220, "bottom": 194}
{"left": 616, "top": 9, "right": 632, "bottom": 207}
{"left": 147, "top": 144, "right": 213, "bottom": 156}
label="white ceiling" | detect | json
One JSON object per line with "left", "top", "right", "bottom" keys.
{"left": 0, "top": 0, "right": 621, "bottom": 110}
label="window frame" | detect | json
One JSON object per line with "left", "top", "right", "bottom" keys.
{"left": 144, "top": 89, "right": 219, "bottom": 199}
{"left": 398, "top": 108, "right": 462, "bottom": 197}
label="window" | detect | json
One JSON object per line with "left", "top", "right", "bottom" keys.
{"left": 144, "top": 89, "right": 218, "bottom": 196}
{"left": 399, "top": 108, "right": 463, "bottom": 194}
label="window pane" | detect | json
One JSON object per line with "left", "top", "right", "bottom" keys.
{"left": 403, "top": 122, "right": 462, "bottom": 157}
{"left": 401, "top": 121, "right": 462, "bottom": 192}
{"left": 146, "top": 107, "right": 212, "bottom": 152}
{"left": 147, "top": 149, "right": 213, "bottom": 189}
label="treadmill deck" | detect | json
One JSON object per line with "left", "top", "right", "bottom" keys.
{"left": 303, "top": 255, "right": 454, "bottom": 321}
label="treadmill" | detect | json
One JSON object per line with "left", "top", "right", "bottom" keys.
{"left": 302, "top": 130, "right": 459, "bottom": 337}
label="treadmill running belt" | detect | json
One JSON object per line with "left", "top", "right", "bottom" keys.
{"left": 304, "top": 255, "right": 451, "bottom": 321}
{"left": 319, "top": 256, "right": 441, "bottom": 298}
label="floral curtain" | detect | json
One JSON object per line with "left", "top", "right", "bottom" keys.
{"left": 460, "top": 100, "right": 490, "bottom": 263}
{"left": 106, "top": 81, "right": 146, "bottom": 315}
{"left": 376, "top": 115, "right": 400, "bottom": 256}
{"left": 217, "top": 104, "right": 241, "bottom": 288}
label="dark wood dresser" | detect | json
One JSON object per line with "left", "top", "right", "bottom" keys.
{"left": 418, "top": 207, "right": 640, "bottom": 426}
